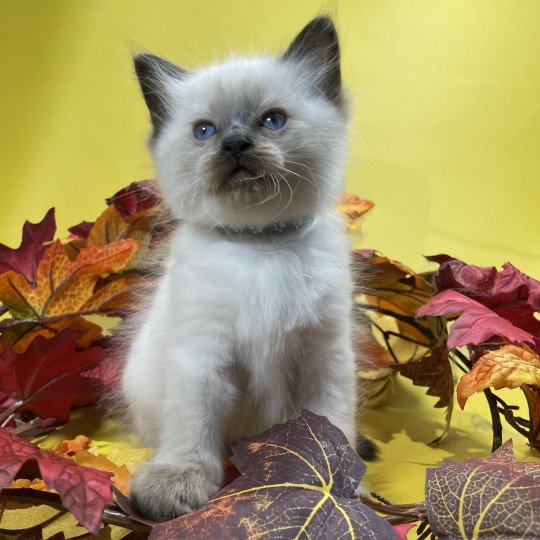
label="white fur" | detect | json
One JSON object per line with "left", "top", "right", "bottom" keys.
{"left": 122, "top": 28, "right": 358, "bottom": 520}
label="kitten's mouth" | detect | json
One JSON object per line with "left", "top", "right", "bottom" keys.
{"left": 228, "top": 166, "right": 264, "bottom": 183}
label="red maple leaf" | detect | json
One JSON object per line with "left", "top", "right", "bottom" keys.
{"left": 0, "top": 330, "right": 105, "bottom": 421}
{"left": 0, "top": 208, "right": 56, "bottom": 285}
{"left": 0, "top": 428, "right": 113, "bottom": 534}
{"left": 106, "top": 180, "right": 162, "bottom": 217}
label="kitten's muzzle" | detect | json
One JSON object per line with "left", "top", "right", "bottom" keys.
{"left": 221, "top": 137, "right": 253, "bottom": 156}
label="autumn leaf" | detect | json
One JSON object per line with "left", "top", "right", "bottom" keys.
{"left": 457, "top": 344, "right": 540, "bottom": 409}
{"left": 51, "top": 436, "right": 92, "bottom": 458}
{"left": 336, "top": 193, "right": 374, "bottom": 230}
{"left": 393, "top": 345, "right": 454, "bottom": 443}
{"left": 106, "top": 180, "right": 162, "bottom": 218}
{"left": 426, "top": 255, "right": 540, "bottom": 354}
{"left": 0, "top": 331, "right": 105, "bottom": 421}
{"left": 150, "top": 410, "right": 395, "bottom": 539}
{"left": 68, "top": 220, "right": 94, "bottom": 241}
{"left": 0, "top": 315, "right": 103, "bottom": 353}
{"left": 353, "top": 250, "right": 445, "bottom": 407}
{"left": 418, "top": 289, "right": 536, "bottom": 350}
{"left": 0, "top": 428, "right": 113, "bottom": 535}
{"left": 354, "top": 250, "right": 442, "bottom": 363}
{"left": 428, "top": 255, "right": 540, "bottom": 310}
{"left": 0, "top": 238, "right": 138, "bottom": 322}
{"left": 72, "top": 448, "right": 131, "bottom": 496}
{"left": 0, "top": 208, "right": 56, "bottom": 285}
{"left": 425, "top": 440, "right": 540, "bottom": 539}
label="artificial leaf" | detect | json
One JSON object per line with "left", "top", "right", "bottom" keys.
{"left": 354, "top": 332, "right": 395, "bottom": 408}
{"left": 151, "top": 410, "right": 395, "bottom": 539}
{"left": 68, "top": 221, "right": 94, "bottom": 241}
{"left": 106, "top": 180, "right": 162, "bottom": 218}
{"left": 354, "top": 250, "right": 441, "bottom": 363}
{"left": 427, "top": 255, "right": 540, "bottom": 353}
{"left": 51, "top": 436, "right": 92, "bottom": 459}
{"left": 354, "top": 251, "right": 444, "bottom": 406}
{"left": 425, "top": 440, "right": 540, "bottom": 539}
{"left": 428, "top": 255, "right": 540, "bottom": 310}
{"left": 0, "top": 428, "right": 113, "bottom": 534}
{"left": 0, "top": 239, "right": 138, "bottom": 320}
{"left": 0, "top": 316, "right": 102, "bottom": 353}
{"left": 0, "top": 208, "right": 56, "bottom": 285}
{"left": 418, "top": 289, "right": 535, "bottom": 349}
{"left": 393, "top": 346, "right": 454, "bottom": 443}
{"left": 87, "top": 205, "right": 130, "bottom": 247}
{"left": 0, "top": 331, "right": 104, "bottom": 421}
{"left": 73, "top": 448, "right": 131, "bottom": 496}
{"left": 8, "top": 478, "right": 46, "bottom": 491}
{"left": 336, "top": 193, "right": 374, "bottom": 230}
{"left": 457, "top": 344, "right": 540, "bottom": 409}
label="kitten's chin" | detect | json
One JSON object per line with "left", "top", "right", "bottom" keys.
{"left": 218, "top": 167, "right": 274, "bottom": 203}
{"left": 227, "top": 166, "right": 265, "bottom": 186}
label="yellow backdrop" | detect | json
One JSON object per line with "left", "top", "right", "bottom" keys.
{"left": 1, "top": 0, "right": 539, "bottom": 277}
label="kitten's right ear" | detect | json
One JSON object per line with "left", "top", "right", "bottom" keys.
{"left": 134, "top": 53, "right": 188, "bottom": 137}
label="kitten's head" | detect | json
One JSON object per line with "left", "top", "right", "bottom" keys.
{"left": 135, "top": 17, "right": 349, "bottom": 228}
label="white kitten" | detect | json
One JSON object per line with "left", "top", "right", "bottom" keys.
{"left": 122, "top": 17, "right": 368, "bottom": 521}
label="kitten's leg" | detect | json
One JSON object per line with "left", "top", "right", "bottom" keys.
{"left": 128, "top": 343, "right": 236, "bottom": 522}
{"left": 300, "top": 329, "right": 358, "bottom": 446}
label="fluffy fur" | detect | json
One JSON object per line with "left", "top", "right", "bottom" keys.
{"left": 122, "top": 17, "right": 364, "bottom": 521}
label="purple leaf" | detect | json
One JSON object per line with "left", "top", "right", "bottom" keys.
{"left": 0, "top": 208, "right": 56, "bottom": 284}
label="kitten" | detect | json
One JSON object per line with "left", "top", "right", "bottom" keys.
{"left": 122, "top": 17, "right": 369, "bottom": 521}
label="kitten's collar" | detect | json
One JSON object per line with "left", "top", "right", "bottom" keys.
{"left": 215, "top": 215, "right": 315, "bottom": 239}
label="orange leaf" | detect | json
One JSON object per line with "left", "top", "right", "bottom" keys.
{"left": 74, "top": 448, "right": 131, "bottom": 496}
{"left": 336, "top": 192, "right": 374, "bottom": 230}
{"left": 51, "top": 436, "right": 92, "bottom": 458}
{"left": 1, "top": 316, "right": 103, "bottom": 353}
{"left": 457, "top": 344, "right": 540, "bottom": 408}
{"left": 0, "top": 238, "right": 138, "bottom": 320}
{"left": 87, "top": 205, "right": 130, "bottom": 246}
{"left": 8, "top": 478, "right": 46, "bottom": 491}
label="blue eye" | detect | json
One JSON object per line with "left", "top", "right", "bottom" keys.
{"left": 193, "top": 121, "right": 217, "bottom": 140}
{"left": 261, "top": 110, "right": 287, "bottom": 130}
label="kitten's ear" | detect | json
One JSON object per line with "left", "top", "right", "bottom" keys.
{"left": 134, "top": 53, "right": 188, "bottom": 137}
{"left": 283, "top": 17, "right": 341, "bottom": 105}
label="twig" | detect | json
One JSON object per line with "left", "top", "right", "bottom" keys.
{"left": 0, "top": 488, "right": 151, "bottom": 534}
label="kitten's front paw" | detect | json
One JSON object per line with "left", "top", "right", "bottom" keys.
{"left": 130, "top": 461, "right": 222, "bottom": 521}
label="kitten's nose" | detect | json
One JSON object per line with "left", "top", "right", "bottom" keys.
{"left": 222, "top": 137, "right": 253, "bottom": 156}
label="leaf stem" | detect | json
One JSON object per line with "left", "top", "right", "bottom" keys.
{"left": 483, "top": 388, "right": 503, "bottom": 452}
{"left": 0, "top": 400, "right": 23, "bottom": 425}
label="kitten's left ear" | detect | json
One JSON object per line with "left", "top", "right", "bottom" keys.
{"left": 283, "top": 17, "right": 342, "bottom": 105}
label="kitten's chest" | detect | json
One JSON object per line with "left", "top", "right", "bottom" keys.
{"left": 226, "top": 245, "right": 327, "bottom": 340}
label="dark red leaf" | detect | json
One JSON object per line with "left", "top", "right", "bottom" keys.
{"left": 0, "top": 208, "right": 56, "bottom": 285}
{"left": 68, "top": 221, "right": 94, "bottom": 240}
{"left": 0, "top": 428, "right": 113, "bottom": 534}
{"left": 151, "top": 411, "right": 395, "bottom": 539}
{"left": 425, "top": 440, "right": 540, "bottom": 538}
{"left": 0, "top": 331, "right": 105, "bottom": 421}
{"left": 106, "top": 180, "right": 162, "bottom": 217}
{"left": 82, "top": 348, "right": 124, "bottom": 391}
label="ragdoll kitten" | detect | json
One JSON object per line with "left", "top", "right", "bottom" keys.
{"left": 122, "top": 16, "right": 369, "bottom": 521}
